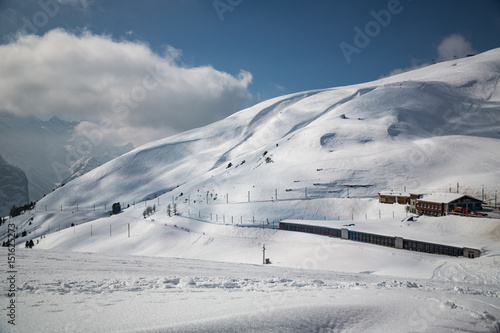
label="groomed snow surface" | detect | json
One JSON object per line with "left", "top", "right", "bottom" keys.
{"left": 3, "top": 198, "right": 500, "bottom": 332}
{"left": 5, "top": 247, "right": 500, "bottom": 333}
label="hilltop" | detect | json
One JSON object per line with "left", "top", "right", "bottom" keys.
{"left": 34, "top": 47, "right": 500, "bottom": 214}
{"left": 2, "top": 48, "right": 500, "bottom": 333}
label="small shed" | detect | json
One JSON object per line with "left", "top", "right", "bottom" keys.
{"left": 378, "top": 191, "right": 410, "bottom": 205}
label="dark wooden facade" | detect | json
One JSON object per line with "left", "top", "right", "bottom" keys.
{"left": 279, "top": 221, "right": 480, "bottom": 258}
{"left": 414, "top": 194, "right": 482, "bottom": 216}
{"left": 378, "top": 192, "right": 410, "bottom": 204}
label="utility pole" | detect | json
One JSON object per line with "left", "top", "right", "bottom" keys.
{"left": 262, "top": 244, "right": 266, "bottom": 264}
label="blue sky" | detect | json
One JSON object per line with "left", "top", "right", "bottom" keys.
{"left": 0, "top": 0, "right": 499, "bottom": 145}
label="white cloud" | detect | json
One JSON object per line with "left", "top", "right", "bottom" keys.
{"left": 383, "top": 34, "right": 476, "bottom": 78}
{"left": 381, "top": 56, "right": 432, "bottom": 79}
{"left": 274, "top": 84, "right": 286, "bottom": 92}
{"left": 0, "top": 29, "right": 252, "bottom": 146}
{"left": 384, "top": 62, "right": 431, "bottom": 78}
{"left": 437, "top": 34, "right": 476, "bottom": 61}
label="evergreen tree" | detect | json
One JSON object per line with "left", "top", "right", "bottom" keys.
{"left": 9, "top": 205, "right": 17, "bottom": 217}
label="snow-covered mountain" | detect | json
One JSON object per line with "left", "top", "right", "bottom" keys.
{"left": 0, "top": 155, "right": 29, "bottom": 216}
{"left": 0, "top": 113, "right": 133, "bottom": 208}
{"left": 2, "top": 49, "right": 500, "bottom": 333}
{"left": 37, "top": 48, "right": 500, "bottom": 213}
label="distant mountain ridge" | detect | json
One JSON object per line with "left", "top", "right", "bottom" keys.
{"left": 36, "top": 48, "right": 500, "bottom": 213}
{"left": 0, "top": 113, "right": 133, "bottom": 214}
{"left": 0, "top": 155, "right": 29, "bottom": 216}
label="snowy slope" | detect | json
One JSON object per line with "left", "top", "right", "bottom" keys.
{"left": 2, "top": 48, "right": 498, "bottom": 275}
{"left": 35, "top": 48, "right": 500, "bottom": 214}
{"left": 4, "top": 248, "right": 500, "bottom": 333}
{"left": 2, "top": 49, "right": 500, "bottom": 332}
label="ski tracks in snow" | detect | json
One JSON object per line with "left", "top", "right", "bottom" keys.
{"left": 432, "top": 261, "right": 500, "bottom": 285}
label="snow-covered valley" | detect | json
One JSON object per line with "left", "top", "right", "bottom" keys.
{"left": 2, "top": 48, "right": 500, "bottom": 332}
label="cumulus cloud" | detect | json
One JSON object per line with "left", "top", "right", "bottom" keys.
{"left": 383, "top": 34, "right": 476, "bottom": 78}
{"left": 0, "top": 29, "right": 252, "bottom": 146}
{"left": 437, "top": 34, "right": 476, "bottom": 61}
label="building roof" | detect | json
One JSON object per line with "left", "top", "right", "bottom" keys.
{"left": 379, "top": 191, "right": 410, "bottom": 197}
{"left": 418, "top": 193, "right": 480, "bottom": 204}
